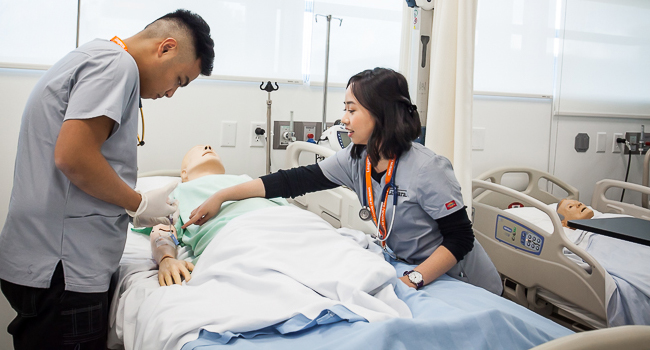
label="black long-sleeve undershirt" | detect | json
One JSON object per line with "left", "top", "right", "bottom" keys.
{"left": 260, "top": 165, "right": 474, "bottom": 262}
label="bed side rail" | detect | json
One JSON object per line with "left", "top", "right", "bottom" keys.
{"left": 530, "top": 325, "right": 650, "bottom": 350}
{"left": 474, "top": 167, "right": 579, "bottom": 208}
{"left": 592, "top": 179, "right": 650, "bottom": 220}
{"left": 137, "top": 169, "right": 180, "bottom": 177}
{"left": 472, "top": 179, "right": 608, "bottom": 323}
{"left": 285, "top": 142, "right": 375, "bottom": 235}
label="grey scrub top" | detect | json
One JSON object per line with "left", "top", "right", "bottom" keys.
{"left": 0, "top": 39, "right": 140, "bottom": 293}
{"left": 319, "top": 143, "right": 502, "bottom": 295}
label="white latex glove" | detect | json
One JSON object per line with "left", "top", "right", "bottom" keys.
{"left": 126, "top": 181, "right": 179, "bottom": 227}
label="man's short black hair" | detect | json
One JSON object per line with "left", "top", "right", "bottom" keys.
{"left": 156, "top": 9, "right": 215, "bottom": 76}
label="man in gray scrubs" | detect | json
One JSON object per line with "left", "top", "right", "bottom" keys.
{"left": 0, "top": 10, "right": 214, "bottom": 350}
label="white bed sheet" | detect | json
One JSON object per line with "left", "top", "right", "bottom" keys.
{"left": 110, "top": 206, "right": 410, "bottom": 350}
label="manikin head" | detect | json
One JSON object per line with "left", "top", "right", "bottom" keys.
{"left": 181, "top": 144, "right": 225, "bottom": 182}
{"left": 556, "top": 199, "right": 594, "bottom": 228}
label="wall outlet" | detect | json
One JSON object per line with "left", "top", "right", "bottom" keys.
{"left": 612, "top": 132, "right": 623, "bottom": 153}
{"left": 250, "top": 122, "right": 266, "bottom": 147}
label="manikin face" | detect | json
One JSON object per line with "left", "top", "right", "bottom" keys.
{"left": 139, "top": 39, "right": 202, "bottom": 100}
{"left": 181, "top": 144, "right": 225, "bottom": 182}
{"left": 557, "top": 199, "right": 594, "bottom": 225}
{"left": 341, "top": 85, "right": 375, "bottom": 145}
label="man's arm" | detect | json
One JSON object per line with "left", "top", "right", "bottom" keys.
{"left": 54, "top": 117, "right": 141, "bottom": 211}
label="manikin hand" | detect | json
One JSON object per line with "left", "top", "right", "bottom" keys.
{"left": 158, "top": 257, "right": 194, "bottom": 286}
{"left": 127, "top": 182, "right": 179, "bottom": 227}
{"left": 182, "top": 192, "right": 224, "bottom": 228}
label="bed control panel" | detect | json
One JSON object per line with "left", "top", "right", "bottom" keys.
{"left": 495, "top": 215, "right": 544, "bottom": 255}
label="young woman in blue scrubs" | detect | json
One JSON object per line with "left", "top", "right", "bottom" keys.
{"left": 184, "top": 68, "right": 502, "bottom": 295}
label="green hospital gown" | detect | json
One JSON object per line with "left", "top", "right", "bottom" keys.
{"left": 136, "top": 174, "right": 288, "bottom": 264}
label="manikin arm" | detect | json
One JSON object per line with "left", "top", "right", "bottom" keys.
{"left": 182, "top": 178, "right": 266, "bottom": 228}
{"left": 150, "top": 224, "right": 194, "bottom": 286}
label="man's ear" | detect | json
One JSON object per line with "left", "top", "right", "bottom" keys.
{"left": 158, "top": 38, "right": 178, "bottom": 57}
{"left": 181, "top": 169, "right": 188, "bottom": 182}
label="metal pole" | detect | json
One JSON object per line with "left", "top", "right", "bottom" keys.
{"left": 322, "top": 15, "right": 331, "bottom": 131}
{"left": 76, "top": 0, "right": 81, "bottom": 48}
{"left": 316, "top": 14, "right": 342, "bottom": 131}
{"left": 266, "top": 92, "right": 272, "bottom": 174}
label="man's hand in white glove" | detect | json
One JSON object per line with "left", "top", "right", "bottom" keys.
{"left": 126, "top": 181, "right": 179, "bottom": 227}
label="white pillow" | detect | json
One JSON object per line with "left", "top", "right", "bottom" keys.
{"left": 504, "top": 203, "right": 602, "bottom": 235}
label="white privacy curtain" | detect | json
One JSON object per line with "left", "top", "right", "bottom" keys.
{"left": 424, "top": 0, "right": 478, "bottom": 208}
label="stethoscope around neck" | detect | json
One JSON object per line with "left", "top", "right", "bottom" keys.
{"left": 359, "top": 157, "right": 400, "bottom": 243}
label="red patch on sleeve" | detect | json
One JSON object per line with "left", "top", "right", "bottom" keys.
{"left": 445, "top": 200, "right": 457, "bottom": 210}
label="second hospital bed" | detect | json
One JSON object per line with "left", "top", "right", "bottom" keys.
{"left": 107, "top": 143, "right": 624, "bottom": 350}
{"left": 472, "top": 167, "right": 650, "bottom": 331}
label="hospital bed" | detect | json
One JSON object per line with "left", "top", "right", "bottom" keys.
{"left": 107, "top": 144, "right": 581, "bottom": 350}
{"left": 472, "top": 166, "right": 650, "bottom": 331}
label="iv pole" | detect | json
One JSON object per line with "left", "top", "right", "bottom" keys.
{"left": 260, "top": 81, "right": 279, "bottom": 174}
{"left": 315, "top": 14, "right": 342, "bottom": 132}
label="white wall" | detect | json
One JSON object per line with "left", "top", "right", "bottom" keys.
{"left": 551, "top": 116, "right": 648, "bottom": 205}
{"left": 471, "top": 95, "right": 553, "bottom": 178}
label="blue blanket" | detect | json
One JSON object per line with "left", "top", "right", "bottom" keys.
{"left": 182, "top": 257, "right": 572, "bottom": 350}
{"left": 586, "top": 234, "right": 650, "bottom": 326}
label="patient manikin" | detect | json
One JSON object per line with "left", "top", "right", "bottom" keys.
{"left": 150, "top": 145, "right": 286, "bottom": 286}
{"left": 556, "top": 199, "right": 595, "bottom": 228}
{"left": 150, "top": 145, "right": 226, "bottom": 286}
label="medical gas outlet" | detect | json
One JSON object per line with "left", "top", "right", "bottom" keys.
{"left": 623, "top": 126, "right": 650, "bottom": 155}
{"left": 273, "top": 121, "right": 324, "bottom": 149}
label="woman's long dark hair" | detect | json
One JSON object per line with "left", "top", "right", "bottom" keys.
{"left": 347, "top": 68, "right": 421, "bottom": 166}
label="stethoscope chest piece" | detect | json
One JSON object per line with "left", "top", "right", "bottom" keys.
{"left": 359, "top": 207, "right": 372, "bottom": 221}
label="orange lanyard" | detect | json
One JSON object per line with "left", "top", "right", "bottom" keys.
{"left": 365, "top": 156, "right": 397, "bottom": 247}
{"left": 110, "top": 36, "right": 146, "bottom": 147}
{"left": 110, "top": 36, "right": 128, "bottom": 51}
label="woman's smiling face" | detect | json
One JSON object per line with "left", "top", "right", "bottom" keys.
{"left": 341, "top": 85, "right": 375, "bottom": 145}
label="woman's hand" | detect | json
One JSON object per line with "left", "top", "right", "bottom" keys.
{"left": 182, "top": 192, "right": 224, "bottom": 228}
{"left": 158, "top": 257, "right": 195, "bottom": 286}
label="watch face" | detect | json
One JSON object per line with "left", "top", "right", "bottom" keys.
{"left": 409, "top": 271, "right": 423, "bottom": 284}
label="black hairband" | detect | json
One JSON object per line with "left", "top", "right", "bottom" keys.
{"left": 408, "top": 104, "right": 417, "bottom": 113}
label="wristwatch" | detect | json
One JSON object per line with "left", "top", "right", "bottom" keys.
{"left": 403, "top": 270, "right": 424, "bottom": 289}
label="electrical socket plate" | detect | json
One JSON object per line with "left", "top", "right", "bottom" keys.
{"left": 612, "top": 133, "right": 623, "bottom": 153}
{"left": 250, "top": 122, "right": 266, "bottom": 147}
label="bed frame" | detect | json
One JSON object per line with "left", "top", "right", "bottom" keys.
{"left": 284, "top": 142, "right": 376, "bottom": 235}
{"left": 472, "top": 167, "right": 650, "bottom": 331}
